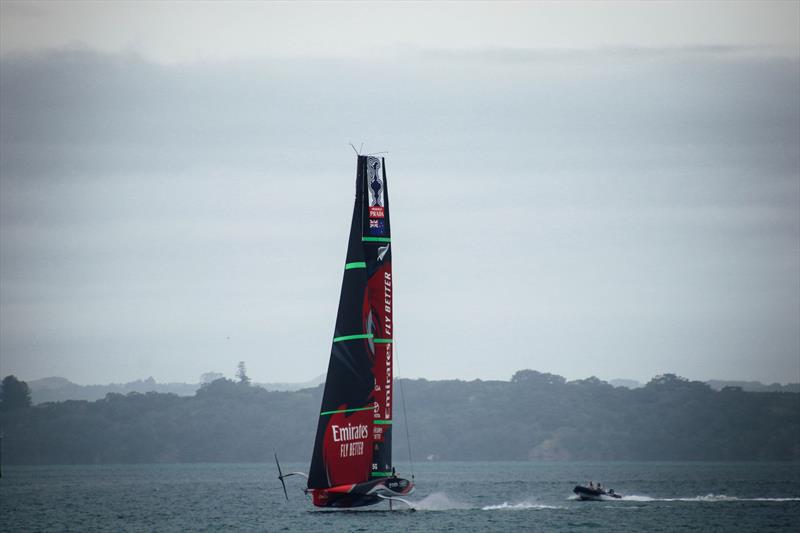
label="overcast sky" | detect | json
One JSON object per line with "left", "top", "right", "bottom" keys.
{"left": 1, "top": 1, "right": 798, "bottom": 386}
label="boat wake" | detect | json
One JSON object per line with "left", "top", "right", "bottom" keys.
{"left": 482, "top": 500, "right": 566, "bottom": 511}
{"left": 411, "top": 492, "right": 471, "bottom": 510}
{"left": 410, "top": 492, "right": 799, "bottom": 512}
{"left": 410, "top": 493, "right": 566, "bottom": 511}
{"left": 621, "top": 494, "right": 800, "bottom": 502}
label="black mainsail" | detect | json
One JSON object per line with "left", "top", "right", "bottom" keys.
{"left": 305, "top": 155, "right": 413, "bottom": 508}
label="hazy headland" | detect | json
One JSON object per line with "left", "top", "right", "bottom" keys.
{"left": 2, "top": 370, "right": 797, "bottom": 465}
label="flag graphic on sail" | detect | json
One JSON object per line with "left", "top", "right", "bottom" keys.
{"left": 308, "top": 156, "right": 394, "bottom": 490}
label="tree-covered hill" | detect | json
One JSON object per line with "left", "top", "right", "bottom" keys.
{"left": 1, "top": 371, "right": 798, "bottom": 464}
{"left": 25, "top": 374, "right": 328, "bottom": 404}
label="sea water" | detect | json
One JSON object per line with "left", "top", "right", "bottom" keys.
{"left": 2, "top": 462, "right": 798, "bottom": 531}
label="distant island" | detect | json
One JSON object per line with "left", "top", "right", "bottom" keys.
{"left": 1, "top": 370, "right": 798, "bottom": 464}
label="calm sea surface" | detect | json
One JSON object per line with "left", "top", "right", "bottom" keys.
{"left": 2, "top": 462, "right": 799, "bottom": 532}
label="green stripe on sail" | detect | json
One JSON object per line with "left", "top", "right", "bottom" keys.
{"left": 373, "top": 419, "right": 392, "bottom": 425}
{"left": 362, "top": 236, "right": 391, "bottom": 243}
{"left": 344, "top": 262, "right": 366, "bottom": 270}
{"left": 332, "top": 333, "right": 373, "bottom": 343}
{"left": 319, "top": 405, "right": 374, "bottom": 416}
{"left": 370, "top": 471, "right": 394, "bottom": 477}
{"left": 373, "top": 338, "right": 393, "bottom": 344}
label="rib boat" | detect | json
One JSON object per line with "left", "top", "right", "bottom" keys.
{"left": 573, "top": 484, "right": 622, "bottom": 501}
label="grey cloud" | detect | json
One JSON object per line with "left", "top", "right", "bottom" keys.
{"left": 1, "top": 47, "right": 797, "bottom": 384}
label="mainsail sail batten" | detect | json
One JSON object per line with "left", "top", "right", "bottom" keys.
{"left": 307, "top": 156, "right": 395, "bottom": 492}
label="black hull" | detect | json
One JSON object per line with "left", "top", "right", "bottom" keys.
{"left": 573, "top": 485, "right": 621, "bottom": 501}
{"left": 311, "top": 477, "right": 414, "bottom": 508}
{"left": 317, "top": 493, "right": 382, "bottom": 508}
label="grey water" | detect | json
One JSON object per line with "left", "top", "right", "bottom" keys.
{"left": 2, "top": 462, "right": 799, "bottom": 532}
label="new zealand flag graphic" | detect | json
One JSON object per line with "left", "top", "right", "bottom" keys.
{"left": 369, "top": 219, "right": 385, "bottom": 235}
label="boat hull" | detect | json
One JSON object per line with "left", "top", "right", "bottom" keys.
{"left": 310, "top": 477, "right": 414, "bottom": 508}
{"left": 573, "top": 485, "right": 621, "bottom": 501}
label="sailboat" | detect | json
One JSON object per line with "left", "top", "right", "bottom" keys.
{"left": 277, "top": 155, "right": 415, "bottom": 509}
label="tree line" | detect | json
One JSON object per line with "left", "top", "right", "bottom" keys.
{"left": 1, "top": 370, "right": 798, "bottom": 464}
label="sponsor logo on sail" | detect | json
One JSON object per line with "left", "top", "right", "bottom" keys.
{"left": 367, "top": 157, "right": 384, "bottom": 208}
{"left": 332, "top": 423, "right": 369, "bottom": 458}
{"left": 332, "top": 423, "right": 369, "bottom": 442}
{"left": 384, "top": 271, "right": 392, "bottom": 418}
